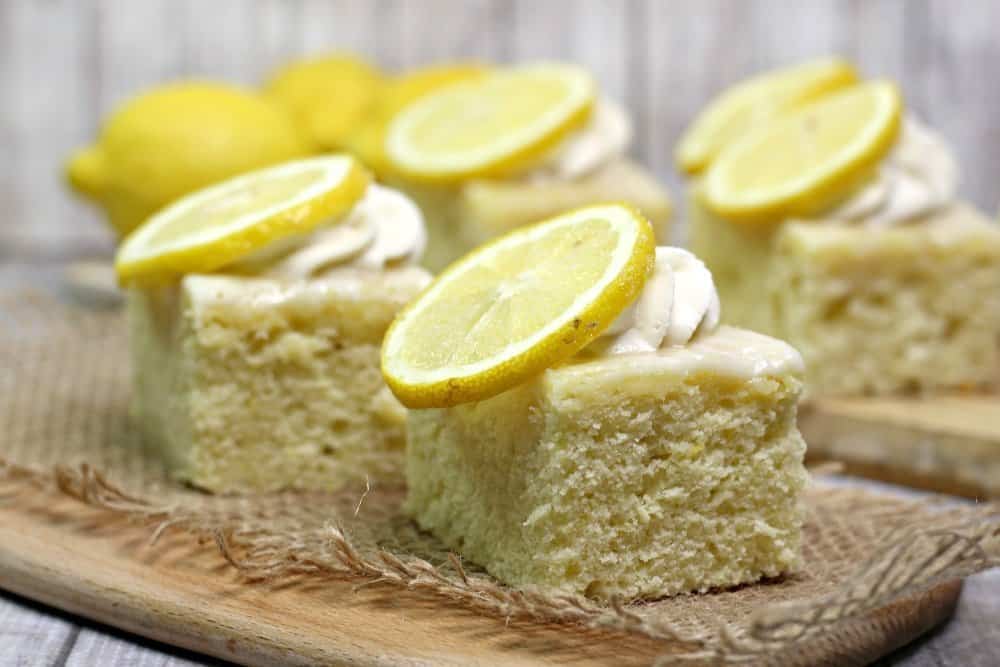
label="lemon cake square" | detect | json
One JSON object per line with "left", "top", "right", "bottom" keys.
{"left": 130, "top": 268, "right": 429, "bottom": 493}
{"left": 118, "top": 156, "right": 432, "bottom": 493}
{"left": 405, "top": 326, "right": 807, "bottom": 600}
{"left": 381, "top": 204, "right": 807, "bottom": 600}
{"left": 690, "top": 166, "right": 1000, "bottom": 397}
{"left": 680, "top": 60, "right": 1000, "bottom": 396}
{"left": 382, "top": 63, "right": 671, "bottom": 271}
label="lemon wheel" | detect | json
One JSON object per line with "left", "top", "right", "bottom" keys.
{"left": 676, "top": 57, "right": 859, "bottom": 175}
{"left": 381, "top": 203, "right": 656, "bottom": 408}
{"left": 116, "top": 155, "right": 371, "bottom": 285}
{"left": 701, "top": 81, "right": 902, "bottom": 224}
{"left": 385, "top": 63, "right": 595, "bottom": 183}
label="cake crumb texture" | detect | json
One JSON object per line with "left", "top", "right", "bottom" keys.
{"left": 406, "top": 362, "right": 807, "bottom": 600}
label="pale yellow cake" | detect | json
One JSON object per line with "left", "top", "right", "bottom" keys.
{"left": 130, "top": 267, "right": 429, "bottom": 493}
{"left": 405, "top": 326, "right": 808, "bottom": 600}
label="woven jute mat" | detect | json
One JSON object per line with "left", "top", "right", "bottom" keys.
{"left": 1, "top": 290, "right": 998, "bottom": 666}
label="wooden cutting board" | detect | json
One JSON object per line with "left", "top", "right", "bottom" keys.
{"left": 0, "top": 488, "right": 963, "bottom": 667}
{"left": 801, "top": 394, "right": 1000, "bottom": 499}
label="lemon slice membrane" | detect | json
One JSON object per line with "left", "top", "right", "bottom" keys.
{"left": 677, "top": 57, "right": 859, "bottom": 175}
{"left": 702, "top": 81, "right": 902, "bottom": 223}
{"left": 382, "top": 204, "right": 655, "bottom": 408}
{"left": 385, "top": 63, "right": 596, "bottom": 182}
{"left": 116, "top": 156, "right": 371, "bottom": 285}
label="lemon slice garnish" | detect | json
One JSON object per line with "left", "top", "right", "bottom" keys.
{"left": 677, "top": 57, "right": 859, "bottom": 175}
{"left": 385, "top": 63, "right": 596, "bottom": 183}
{"left": 381, "top": 203, "right": 655, "bottom": 408}
{"left": 116, "top": 155, "right": 371, "bottom": 285}
{"left": 701, "top": 81, "right": 903, "bottom": 224}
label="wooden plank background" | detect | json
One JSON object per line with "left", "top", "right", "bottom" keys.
{"left": 1, "top": 0, "right": 999, "bottom": 257}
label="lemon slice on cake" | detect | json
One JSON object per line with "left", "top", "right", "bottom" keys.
{"left": 701, "top": 80, "right": 902, "bottom": 224}
{"left": 381, "top": 203, "right": 655, "bottom": 408}
{"left": 116, "top": 155, "right": 371, "bottom": 285}
{"left": 676, "top": 57, "right": 859, "bottom": 175}
{"left": 385, "top": 63, "right": 595, "bottom": 183}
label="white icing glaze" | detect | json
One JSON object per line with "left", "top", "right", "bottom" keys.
{"left": 182, "top": 266, "right": 432, "bottom": 319}
{"left": 571, "top": 325, "right": 804, "bottom": 380}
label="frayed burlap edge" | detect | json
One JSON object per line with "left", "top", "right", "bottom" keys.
{"left": 3, "top": 456, "right": 998, "bottom": 666}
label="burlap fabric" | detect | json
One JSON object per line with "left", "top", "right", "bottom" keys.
{"left": 1, "top": 290, "right": 998, "bottom": 666}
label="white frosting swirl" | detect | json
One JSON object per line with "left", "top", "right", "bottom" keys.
{"left": 823, "top": 116, "right": 959, "bottom": 227}
{"left": 525, "top": 98, "right": 633, "bottom": 181}
{"left": 593, "top": 247, "right": 721, "bottom": 355}
{"left": 230, "top": 184, "right": 427, "bottom": 279}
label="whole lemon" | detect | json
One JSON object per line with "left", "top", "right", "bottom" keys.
{"left": 266, "top": 53, "right": 382, "bottom": 151}
{"left": 65, "top": 82, "right": 310, "bottom": 238}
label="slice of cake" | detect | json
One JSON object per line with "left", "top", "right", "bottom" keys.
{"left": 381, "top": 205, "right": 807, "bottom": 600}
{"left": 406, "top": 326, "right": 806, "bottom": 599}
{"left": 682, "top": 63, "right": 1000, "bottom": 395}
{"left": 130, "top": 268, "right": 428, "bottom": 492}
{"left": 118, "top": 156, "right": 432, "bottom": 492}
{"left": 382, "top": 63, "right": 672, "bottom": 271}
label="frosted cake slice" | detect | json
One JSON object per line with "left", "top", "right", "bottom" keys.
{"left": 119, "top": 156, "right": 432, "bottom": 493}
{"left": 405, "top": 326, "right": 806, "bottom": 599}
{"left": 682, "top": 61, "right": 1000, "bottom": 396}
{"left": 381, "top": 205, "right": 808, "bottom": 601}
{"left": 689, "top": 143, "right": 1000, "bottom": 396}
{"left": 130, "top": 268, "right": 428, "bottom": 493}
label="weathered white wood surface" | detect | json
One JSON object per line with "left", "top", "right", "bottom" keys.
{"left": 2, "top": 0, "right": 1000, "bottom": 258}
{"left": 0, "top": 593, "right": 222, "bottom": 667}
